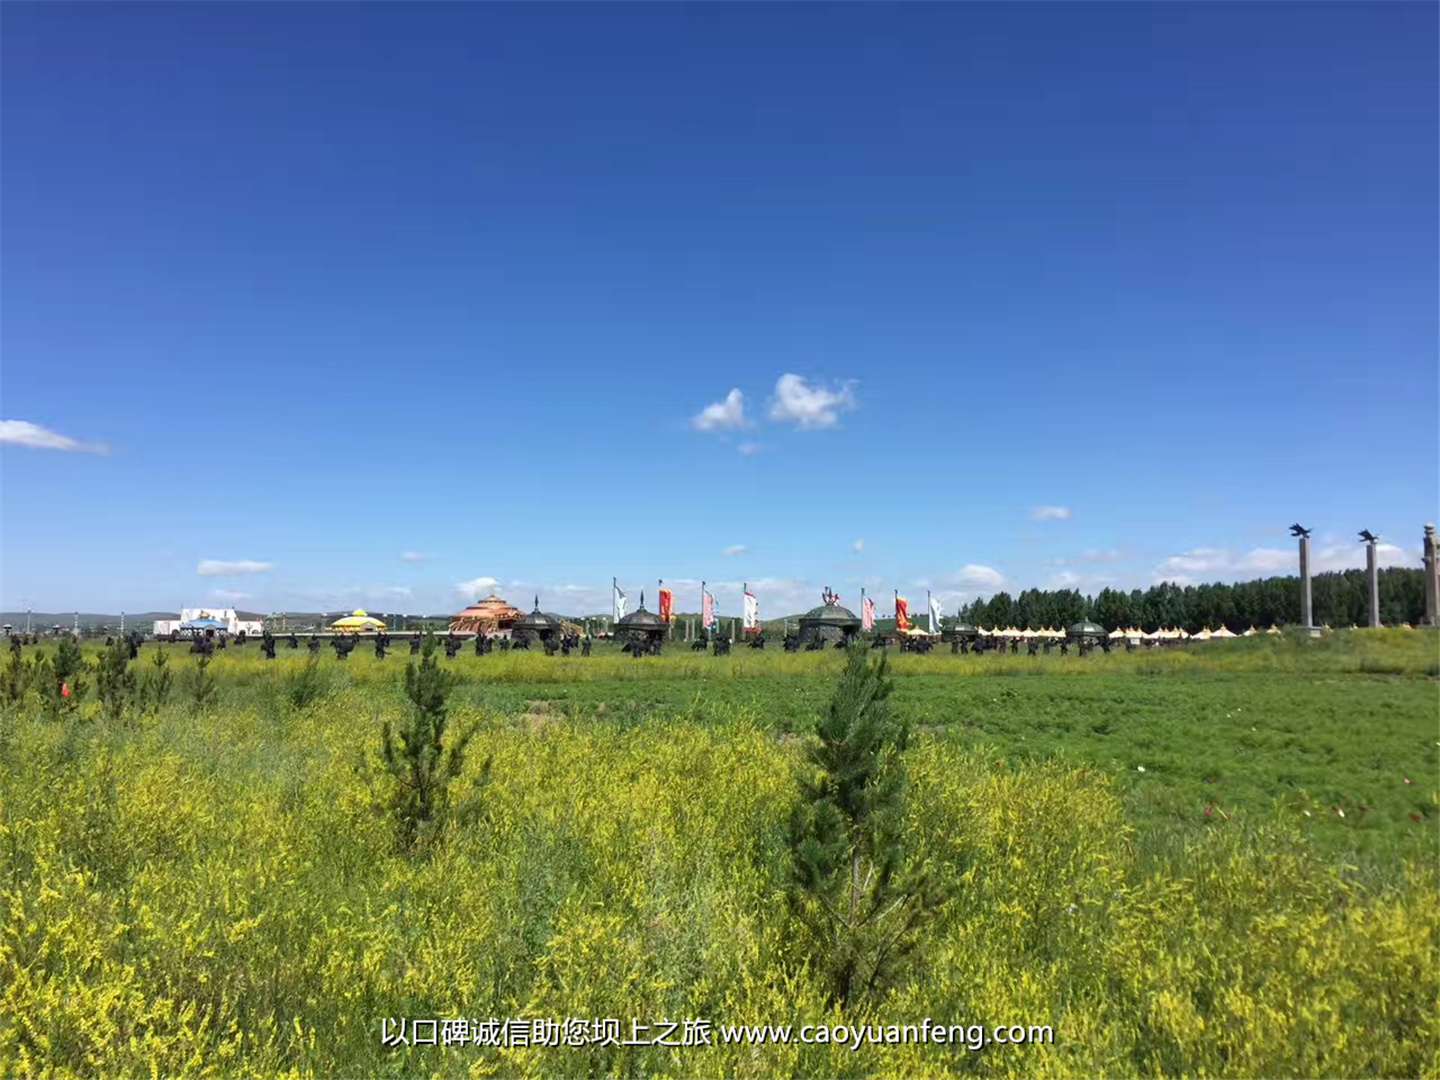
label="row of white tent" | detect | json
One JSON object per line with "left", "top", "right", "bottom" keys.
{"left": 970, "top": 625, "right": 1280, "bottom": 641}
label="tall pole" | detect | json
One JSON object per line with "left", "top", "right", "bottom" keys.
{"left": 1299, "top": 534, "right": 1313, "bottom": 630}
{"left": 121, "top": 611, "right": 125, "bottom": 634}
{"left": 1364, "top": 535, "right": 1381, "bottom": 628}
{"left": 1423, "top": 524, "right": 1438, "bottom": 628}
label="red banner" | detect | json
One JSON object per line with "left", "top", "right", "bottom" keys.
{"left": 658, "top": 587, "right": 674, "bottom": 623}
{"left": 895, "top": 596, "right": 910, "bottom": 632}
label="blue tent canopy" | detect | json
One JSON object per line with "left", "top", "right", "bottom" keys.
{"left": 180, "top": 617, "right": 226, "bottom": 630}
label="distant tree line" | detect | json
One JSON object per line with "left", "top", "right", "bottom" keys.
{"left": 949, "top": 568, "right": 1427, "bottom": 632}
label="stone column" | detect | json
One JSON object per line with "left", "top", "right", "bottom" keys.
{"left": 1299, "top": 535, "right": 1313, "bottom": 629}
{"left": 1365, "top": 538, "right": 1381, "bottom": 628}
{"left": 1424, "top": 524, "right": 1438, "bottom": 627}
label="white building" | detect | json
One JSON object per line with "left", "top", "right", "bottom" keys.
{"left": 153, "top": 608, "right": 264, "bottom": 637}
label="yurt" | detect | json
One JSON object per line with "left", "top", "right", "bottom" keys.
{"left": 330, "top": 609, "right": 386, "bottom": 632}
{"left": 450, "top": 594, "right": 524, "bottom": 636}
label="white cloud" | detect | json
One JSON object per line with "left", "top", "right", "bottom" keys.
{"left": 721, "top": 544, "right": 749, "bottom": 557}
{"left": 851, "top": 539, "right": 865, "bottom": 553}
{"left": 1076, "top": 547, "right": 1121, "bottom": 564}
{"left": 1312, "top": 542, "right": 1420, "bottom": 573}
{"left": 1237, "top": 548, "right": 1293, "bottom": 573}
{"left": 1048, "top": 570, "right": 1082, "bottom": 588}
{"left": 691, "top": 389, "right": 747, "bottom": 432}
{"left": 1030, "top": 505, "right": 1072, "bottom": 522}
{"left": 211, "top": 589, "right": 250, "bottom": 602}
{"left": 197, "top": 559, "right": 273, "bottom": 576}
{"left": 0, "top": 420, "right": 108, "bottom": 455}
{"left": 737, "top": 441, "right": 761, "bottom": 455}
{"left": 767, "top": 374, "right": 857, "bottom": 430}
{"left": 454, "top": 576, "right": 501, "bottom": 602}
{"left": 1154, "top": 548, "right": 1229, "bottom": 576}
{"left": 950, "top": 564, "right": 1006, "bottom": 591}
{"left": 1152, "top": 540, "right": 1421, "bottom": 584}
{"left": 400, "top": 551, "right": 431, "bottom": 563}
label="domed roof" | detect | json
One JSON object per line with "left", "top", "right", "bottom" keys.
{"left": 514, "top": 596, "right": 561, "bottom": 631}
{"left": 616, "top": 592, "right": 667, "bottom": 632}
{"left": 798, "top": 588, "right": 860, "bottom": 628}
{"left": 1067, "top": 620, "right": 1106, "bottom": 638}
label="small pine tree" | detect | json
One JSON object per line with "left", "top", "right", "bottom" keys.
{"left": 141, "top": 648, "right": 173, "bottom": 714}
{"left": 52, "top": 635, "right": 88, "bottom": 714}
{"left": 787, "top": 642, "right": 946, "bottom": 1006}
{"left": 1, "top": 648, "right": 28, "bottom": 705}
{"left": 94, "top": 636, "right": 137, "bottom": 721}
{"left": 285, "top": 652, "right": 327, "bottom": 709}
{"left": 187, "top": 654, "right": 217, "bottom": 714}
{"left": 382, "top": 632, "right": 479, "bottom": 852}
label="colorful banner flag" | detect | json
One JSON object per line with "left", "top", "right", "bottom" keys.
{"left": 702, "top": 590, "right": 716, "bottom": 629}
{"left": 895, "top": 595, "right": 910, "bottom": 632}
{"left": 929, "top": 594, "right": 943, "bottom": 636}
{"left": 612, "top": 580, "right": 627, "bottom": 622}
{"left": 743, "top": 589, "right": 760, "bottom": 633}
{"left": 861, "top": 596, "right": 875, "bottom": 631}
{"left": 658, "top": 587, "right": 674, "bottom": 623}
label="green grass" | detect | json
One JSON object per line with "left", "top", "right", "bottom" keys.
{"left": 2, "top": 629, "right": 1436, "bottom": 1077}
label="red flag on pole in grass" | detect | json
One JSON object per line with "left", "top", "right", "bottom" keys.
{"left": 895, "top": 592, "right": 910, "bottom": 632}
{"left": 658, "top": 582, "right": 674, "bottom": 623}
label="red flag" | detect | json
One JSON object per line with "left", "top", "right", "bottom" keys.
{"left": 658, "top": 587, "right": 674, "bottom": 623}
{"left": 895, "top": 596, "right": 910, "bottom": 632}
{"left": 61, "top": 682, "right": 71, "bottom": 698}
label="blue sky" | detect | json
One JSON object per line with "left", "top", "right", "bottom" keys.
{"left": 2, "top": 2, "right": 1436, "bottom": 617}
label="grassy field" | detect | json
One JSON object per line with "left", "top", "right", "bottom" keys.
{"left": 1, "top": 630, "right": 1436, "bottom": 1077}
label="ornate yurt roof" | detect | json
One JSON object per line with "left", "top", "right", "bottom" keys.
{"left": 799, "top": 588, "right": 860, "bottom": 629}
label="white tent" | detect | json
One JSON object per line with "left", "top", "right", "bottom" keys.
{"left": 1192, "top": 628, "right": 1213, "bottom": 641}
{"left": 1265, "top": 626, "right": 1282, "bottom": 635}
{"left": 1242, "top": 627, "right": 1258, "bottom": 637}
{"left": 1211, "top": 625, "right": 1237, "bottom": 639}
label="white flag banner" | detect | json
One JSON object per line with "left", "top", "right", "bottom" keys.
{"left": 861, "top": 596, "right": 875, "bottom": 631}
{"left": 743, "top": 590, "right": 759, "bottom": 632}
{"left": 929, "top": 595, "right": 943, "bottom": 635}
{"left": 613, "top": 583, "right": 627, "bottom": 622}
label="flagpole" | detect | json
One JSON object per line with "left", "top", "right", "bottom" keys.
{"left": 701, "top": 580, "right": 706, "bottom": 640}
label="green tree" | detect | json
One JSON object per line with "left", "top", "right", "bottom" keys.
{"left": 141, "top": 648, "right": 173, "bottom": 715}
{"left": 94, "top": 637, "right": 137, "bottom": 722}
{"left": 186, "top": 654, "right": 217, "bottom": 714}
{"left": 381, "top": 633, "right": 480, "bottom": 852}
{"left": 52, "top": 635, "right": 88, "bottom": 714}
{"left": 787, "top": 644, "right": 945, "bottom": 1006}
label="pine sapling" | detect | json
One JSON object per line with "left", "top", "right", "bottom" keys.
{"left": 141, "top": 648, "right": 173, "bottom": 714}
{"left": 382, "top": 632, "right": 480, "bottom": 852}
{"left": 187, "top": 654, "right": 217, "bottom": 714}
{"left": 787, "top": 642, "right": 947, "bottom": 1006}
{"left": 52, "top": 636, "right": 88, "bottom": 715}
{"left": 95, "top": 636, "right": 137, "bottom": 722}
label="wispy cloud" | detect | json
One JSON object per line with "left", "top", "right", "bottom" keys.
{"left": 400, "top": 551, "right": 431, "bottom": 564}
{"left": 197, "top": 559, "right": 273, "bottom": 576}
{"left": 691, "top": 389, "right": 748, "bottom": 432}
{"left": 768, "top": 374, "right": 857, "bottom": 430}
{"left": 0, "top": 419, "right": 108, "bottom": 455}
{"left": 737, "top": 441, "right": 761, "bottom": 455}
{"left": 721, "top": 544, "right": 749, "bottom": 557}
{"left": 1030, "top": 505, "right": 1072, "bottom": 522}
{"left": 211, "top": 589, "right": 250, "bottom": 602}
{"left": 851, "top": 539, "right": 865, "bottom": 553}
